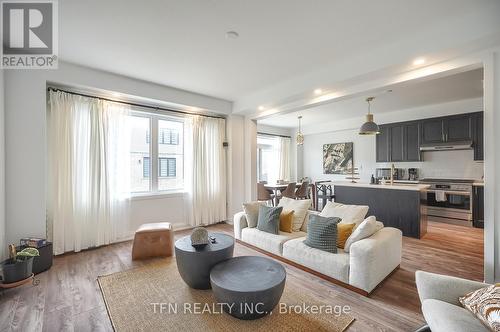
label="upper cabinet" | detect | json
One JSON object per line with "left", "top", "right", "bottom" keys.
{"left": 376, "top": 122, "right": 421, "bottom": 162}
{"left": 473, "top": 113, "right": 484, "bottom": 161}
{"left": 420, "top": 114, "right": 472, "bottom": 145}
{"left": 375, "top": 111, "right": 483, "bottom": 163}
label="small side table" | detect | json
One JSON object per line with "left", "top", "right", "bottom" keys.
{"left": 175, "top": 232, "right": 234, "bottom": 289}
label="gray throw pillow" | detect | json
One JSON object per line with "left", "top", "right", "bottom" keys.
{"left": 304, "top": 214, "right": 341, "bottom": 253}
{"left": 257, "top": 205, "right": 283, "bottom": 235}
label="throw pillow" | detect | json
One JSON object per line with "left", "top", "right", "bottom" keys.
{"left": 319, "top": 201, "right": 369, "bottom": 227}
{"left": 279, "top": 210, "right": 294, "bottom": 233}
{"left": 459, "top": 284, "right": 500, "bottom": 331}
{"left": 337, "top": 223, "right": 356, "bottom": 249}
{"left": 343, "top": 216, "right": 380, "bottom": 253}
{"left": 303, "top": 214, "right": 341, "bottom": 253}
{"left": 242, "top": 201, "right": 265, "bottom": 228}
{"left": 257, "top": 205, "right": 283, "bottom": 235}
{"left": 278, "top": 197, "right": 312, "bottom": 232}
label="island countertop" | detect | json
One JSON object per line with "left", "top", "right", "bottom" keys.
{"left": 329, "top": 181, "right": 431, "bottom": 192}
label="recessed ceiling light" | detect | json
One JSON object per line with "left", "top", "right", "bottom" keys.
{"left": 413, "top": 58, "right": 425, "bottom": 66}
{"left": 226, "top": 31, "right": 239, "bottom": 39}
{"left": 258, "top": 105, "right": 265, "bottom": 111}
{"left": 314, "top": 89, "right": 323, "bottom": 95}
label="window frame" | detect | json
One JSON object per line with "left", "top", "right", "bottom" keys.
{"left": 130, "top": 109, "right": 185, "bottom": 196}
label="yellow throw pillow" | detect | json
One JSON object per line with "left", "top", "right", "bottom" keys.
{"left": 279, "top": 210, "right": 295, "bottom": 233}
{"left": 337, "top": 223, "right": 356, "bottom": 249}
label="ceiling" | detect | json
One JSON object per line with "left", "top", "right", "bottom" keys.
{"left": 59, "top": 0, "right": 500, "bottom": 102}
{"left": 258, "top": 68, "right": 484, "bottom": 128}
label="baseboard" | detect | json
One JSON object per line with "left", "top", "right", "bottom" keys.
{"left": 236, "top": 239, "right": 399, "bottom": 297}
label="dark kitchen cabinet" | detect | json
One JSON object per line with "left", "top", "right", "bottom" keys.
{"left": 375, "top": 123, "right": 420, "bottom": 162}
{"left": 390, "top": 125, "right": 404, "bottom": 162}
{"left": 420, "top": 114, "right": 472, "bottom": 145}
{"left": 404, "top": 122, "right": 421, "bottom": 161}
{"left": 421, "top": 119, "right": 444, "bottom": 144}
{"left": 473, "top": 113, "right": 484, "bottom": 161}
{"left": 376, "top": 125, "right": 390, "bottom": 162}
{"left": 473, "top": 185, "right": 484, "bottom": 228}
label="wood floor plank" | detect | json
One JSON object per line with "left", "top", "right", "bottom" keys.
{"left": 0, "top": 220, "right": 483, "bottom": 331}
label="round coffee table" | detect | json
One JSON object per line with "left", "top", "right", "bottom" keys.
{"left": 210, "top": 256, "right": 286, "bottom": 320}
{"left": 175, "top": 232, "right": 234, "bottom": 289}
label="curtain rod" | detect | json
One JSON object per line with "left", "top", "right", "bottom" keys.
{"left": 257, "top": 132, "right": 291, "bottom": 139}
{"left": 47, "top": 87, "right": 226, "bottom": 120}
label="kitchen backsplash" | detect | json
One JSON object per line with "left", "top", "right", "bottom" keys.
{"left": 377, "top": 149, "right": 484, "bottom": 180}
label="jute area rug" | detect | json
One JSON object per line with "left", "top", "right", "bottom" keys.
{"left": 98, "top": 257, "right": 354, "bottom": 332}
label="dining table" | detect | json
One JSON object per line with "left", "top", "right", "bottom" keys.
{"left": 264, "top": 182, "right": 315, "bottom": 207}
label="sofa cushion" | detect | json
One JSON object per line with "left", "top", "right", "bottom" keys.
{"left": 278, "top": 197, "right": 311, "bottom": 231}
{"left": 422, "top": 299, "right": 489, "bottom": 332}
{"left": 257, "top": 205, "right": 282, "bottom": 235}
{"left": 337, "top": 223, "right": 355, "bottom": 249}
{"left": 282, "top": 237, "right": 350, "bottom": 283}
{"left": 241, "top": 228, "right": 306, "bottom": 256}
{"left": 319, "top": 201, "right": 369, "bottom": 227}
{"left": 279, "top": 210, "right": 294, "bottom": 233}
{"left": 242, "top": 201, "right": 265, "bottom": 228}
{"left": 304, "top": 215, "right": 340, "bottom": 253}
{"left": 344, "top": 216, "right": 383, "bottom": 253}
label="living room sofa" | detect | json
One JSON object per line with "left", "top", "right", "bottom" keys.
{"left": 233, "top": 210, "right": 402, "bottom": 295}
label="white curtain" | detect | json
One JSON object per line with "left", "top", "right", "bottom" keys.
{"left": 47, "top": 91, "right": 131, "bottom": 255}
{"left": 278, "top": 136, "right": 291, "bottom": 181}
{"left": 184, "top": 116, "right": 227, "bottom": 226}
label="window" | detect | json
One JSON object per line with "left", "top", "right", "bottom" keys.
{"left": 159, "top": 158, "right": 176, "bottom": 177}
{"left": 130, "top": 116, "right": 151, "bottom": 192}
{"left": 158, "top": 119, "right": 183, "bottom": 191}
{"left": 159, "top": 128, "right": 179, "bottom": 145}
{"left": 143, "top": 157, "right": 150, "bottom": 178}
{"left": 130, "top": 114, "right": 184, "bottom": 194}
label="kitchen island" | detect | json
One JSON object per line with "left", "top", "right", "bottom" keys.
{"left": 331, "top": 182, "right": 429, "bottom": 239}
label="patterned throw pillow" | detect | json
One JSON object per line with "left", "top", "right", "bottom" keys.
{"left": 303, "top": 214, "right": 341, "bottom": 253}
{"left": 257, "top": 205, "right": 283, "bottom": 235}
{"left": 459, "top": 283, "right": 500, "bottom": 331}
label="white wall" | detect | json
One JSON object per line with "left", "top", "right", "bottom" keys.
{"left": 3, "top": 61, "right": 232, "bottom": 247}
{"left": 226, "top": 115, "right": 246, "bottom": 221}
{"left": 301, "top": 98, "right": 484, "bottom": 183}
{"left": 0, "top": 69, "right": 5, "bottom": 259}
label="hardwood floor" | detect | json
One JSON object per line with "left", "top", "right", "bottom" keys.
{"left": 0, "top": 221, "right": 483, "bottom": 331}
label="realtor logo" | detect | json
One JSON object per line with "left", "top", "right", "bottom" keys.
{"left": 1, "top": 0, "right": 58, "bottom": 69}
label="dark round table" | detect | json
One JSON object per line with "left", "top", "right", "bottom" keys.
{"left": 175, "top": 232, "right": 234, "bottom": 289}
{"left": 210, "top": 256, "right": 286, "bottom": 320}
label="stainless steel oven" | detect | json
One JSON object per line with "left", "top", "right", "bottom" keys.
{"left": 420, "top": 179, "right": 473, "bottom": 224}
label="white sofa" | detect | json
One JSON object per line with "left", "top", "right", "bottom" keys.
{"left": 415, "top": 271, "right": 490, "bottom": 332}
{"left": 233, "top": 210, "right": 402, "bottom": 294}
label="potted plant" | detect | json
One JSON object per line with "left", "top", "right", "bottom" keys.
{"left": 1, "top": 244, "right": 40, "bottom": 284}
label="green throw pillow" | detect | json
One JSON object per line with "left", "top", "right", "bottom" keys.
{"left": 304, "top": 214, "right": 341, "bottom": 253}
{"left": 257, "top": 205, "right": 283, "bottom": 235}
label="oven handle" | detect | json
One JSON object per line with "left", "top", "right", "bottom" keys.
{"left": 426, "top": 189, "right": 471, "bottom": 196}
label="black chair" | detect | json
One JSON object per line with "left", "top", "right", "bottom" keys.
{"left": 315, "top": 181, "right": 335, "bottom": 211}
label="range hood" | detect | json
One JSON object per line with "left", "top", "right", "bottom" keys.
{"left": 420, "top": 140, "right": 473, "bottom": 151}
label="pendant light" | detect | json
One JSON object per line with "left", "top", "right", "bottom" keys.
{"left": 359, "top": 96, "right": 380, "bottom": 135}
{"left": 296, "top": 116, "right": 304, "bottom": 145}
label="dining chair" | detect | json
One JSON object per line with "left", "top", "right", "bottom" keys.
{"left": 295, "top": 181, "right": 310, "bottom": 199}
{"left": 280, "top": 182, "right": 296, "bottom": 199}
{"left": 257, "top": 182, "right": 275, "bottom": 206}
{"left": 315, "top": 181, "right": 335, "bottom": 211}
